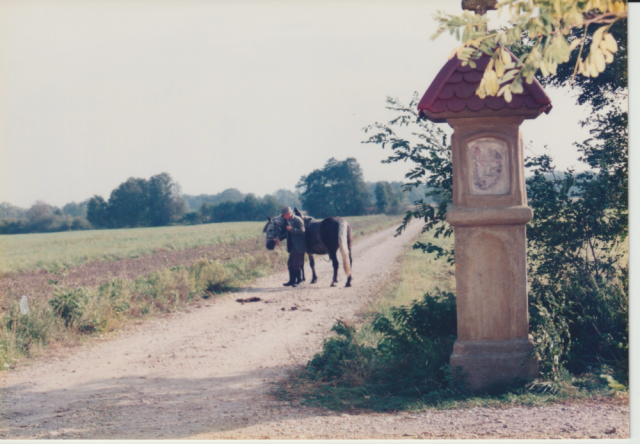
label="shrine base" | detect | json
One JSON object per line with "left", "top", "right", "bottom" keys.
{"left": 450, "top": 337, "right": 539, "bottom": 392}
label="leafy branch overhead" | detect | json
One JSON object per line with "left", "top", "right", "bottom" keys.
{"left": 362, "top": 95, "right": 454, "bottom": 262}
{"left": 431, "top": 0, "right": 627, "bottom": 101}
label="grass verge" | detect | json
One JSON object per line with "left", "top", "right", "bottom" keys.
{"left": 0, "top": 215, "right": 400, "bottom": 371}
{"left": 274, "top": 230, "right": 625, "bottom": 412}
{"left": 0, "top": 248, "right": 288, "bottom": 370}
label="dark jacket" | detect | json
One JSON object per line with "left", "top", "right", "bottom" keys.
{"left": 286, "top": 215, "right": 306, "bottom": 254}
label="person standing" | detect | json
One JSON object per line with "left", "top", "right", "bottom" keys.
{"left": 281, "top": 206, "right": 306, "bottom": 287}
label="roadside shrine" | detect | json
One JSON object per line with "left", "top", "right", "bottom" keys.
{"left": 417, "top": 14, "right": 553, "bottom": 391}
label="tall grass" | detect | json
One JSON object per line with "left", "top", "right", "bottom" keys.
{"left": 0, "top": 248, "right": 288, "bottom": 369}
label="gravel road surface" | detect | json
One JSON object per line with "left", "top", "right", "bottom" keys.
{"left": 0, "top": 222, "right": 629, "bottom": 439}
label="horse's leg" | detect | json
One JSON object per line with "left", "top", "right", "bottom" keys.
{"left": 309, "top": 254, "right": 318, "bottom": 284}
{"left": 329, "top": 250, "right": 339, "bottom": 287}
{"left": 301, "top": 254, "right": 306, "bottom": 281}
{"left": 346, "top": 243, "right": 353, "bottom": 287}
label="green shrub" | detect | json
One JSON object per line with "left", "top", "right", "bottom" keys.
{"left": 146, "top": 268, "right": 189, "bottom": 302}
{"left": 98, "top": 279, "right": 132, "bottom": 314}
{"left": 0, "top": 297, "right": 61, "bottom": 368}
{"left": 188, "top": 258, "right": 230, "bottom": 294}
{"left": 48, "top": 286, "right": 116, "bottom": 333}
{"left": 4, "top": 301, "right": 58, "bottom": 352}
{"left": 49, "top": 287, "right": 90, "bottom": 327}
{"left": 295, "top": 290, "right": 459, "bottom": 410}
{"left": 371, "top": 289, "right": 457, "bottom": 390}
{"left": 307, "top": 321, "right": 379, "bottom": 385}
{"left": 530, "top": 269, "right": 628, "bottom": 382}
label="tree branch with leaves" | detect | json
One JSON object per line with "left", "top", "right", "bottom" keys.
{"left": 431, "top": 0, "right": 627, "bottom": 101}
{"left": 362, "top": 94, "right": 454, "bottom": 262}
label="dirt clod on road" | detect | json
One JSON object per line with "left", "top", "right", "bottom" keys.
{"left": 0, "top": 222, "right": 629, "bottom": 439}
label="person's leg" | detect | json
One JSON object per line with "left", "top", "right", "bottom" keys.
{"left": 283, "top": 254, "right": 295, "bottom": 286}
{"left": 291, "top": 252, "right": 304, "bottom": 287}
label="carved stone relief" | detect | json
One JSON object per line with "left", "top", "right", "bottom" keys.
{"left": 467, "top": 137, "right": 510, "bottom": 195}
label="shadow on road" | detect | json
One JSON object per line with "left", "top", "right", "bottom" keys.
{"left": 2, "top": 366, "right": 326, "bottom": 439}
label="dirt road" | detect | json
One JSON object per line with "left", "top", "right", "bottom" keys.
{"left": 0, "top": 222, "right": 629, "bottom": 439}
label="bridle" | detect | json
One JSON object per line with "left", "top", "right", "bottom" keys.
{"left": 265, "top": 216, "right": 287, "bottom": 245}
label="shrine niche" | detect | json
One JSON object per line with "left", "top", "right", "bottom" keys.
{"left": 468, "top": 137, "right": 510, "bottom": 196}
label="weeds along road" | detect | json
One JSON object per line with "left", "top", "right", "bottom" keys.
{"left": 0, "top": 221, "right": 628, "bottom": 439}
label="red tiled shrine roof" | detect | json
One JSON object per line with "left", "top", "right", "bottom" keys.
{"left": 418, "top": 50, "right": 552, "bottom": 122}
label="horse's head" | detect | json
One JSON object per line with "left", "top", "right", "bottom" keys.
{"left": 263, "top": 216, "right": 287, "bottom": 250}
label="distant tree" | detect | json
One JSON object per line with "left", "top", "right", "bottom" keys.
{"left": 375, "top": 181, "right": 402, "bottom": 215}
{"left": 259, "top": 194, "right": 282, "bottom": 218}
{"left": 387, "top": 183, "right": 403, "bottom": 214}
{"left": 273, "top": 189, "right": 301, "bottom": 209}
{"left": 202, "top": 200, "right": 236, "bottom": 223}
{"left": 236, "top": 194, "right": 260, "bottom": 221}
{"left": 62, "top": 200, "right": 89, "bottom": 218}
{"left": 199, "top": 193, "right": 283, "bottom": 223}
{"left": 375, "top": 182, "right": 390, "bottom": 214}
{"left": 216, "top": 188, "right": 245, "bottom": 204}
{"left": 183, "top": 188, "right": 244, "bottom": 211}
{"left": 70, "top": 217, "right": 92, "bottom": 231}
{"left": 89, "top": 172, "right": 187, "bottom": 228}
{"left": 297, "top": 158, "right": 371, "bottom": 218}
{"left": 298, "top": 170, "right": 333, "bottom": 217}
{"left": 23, "top": 201, "right": 56, "bottom": 232}
{"left": 0, "top": 199, "right": 93, "bottom": 234}
{"left": 0, "top": 202, "right": 88, "bottom": 234}
{"left": 87, "top": 196, "right": 110, "bottom": 228}
{"left": 0, "top": 202, "right": 27, "bottom": 219}
{"left": 181, "top": 211, "right": 203, "bottom": 225}
{"left": 366, "top": 181, "right": 442, "bottom": 207}
{"left": 107, "top": 177, "right": 149, "bottom": 228}
{"left": 147, "top": 173, "right": 187, "bottom": 226}
{"left": 387, "top": 181, "right": 406, "bottom": 196}
{"left": 26, "top": 200, "right": 56, "bottom": 221}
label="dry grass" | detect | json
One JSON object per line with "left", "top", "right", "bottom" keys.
{"left": 0, "top": 249, "right": 289, "bottom": 369}
{"left": 359, "top": 228, "right": 455, "bottom": 331}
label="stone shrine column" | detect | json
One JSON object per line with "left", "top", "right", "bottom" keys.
{"left": 447, "top": 116, "right": 536, "bottom": 390}
{"left": 417, "top": 51, "right": 552, "bottom": 391}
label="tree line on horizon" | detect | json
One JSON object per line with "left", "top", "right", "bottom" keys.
{"left": 0, "top": 160, "right": 438, "bottom": 235}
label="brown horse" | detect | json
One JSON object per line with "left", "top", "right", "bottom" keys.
{"left": 263, "top": 208, "right": 353, "bottom": 287}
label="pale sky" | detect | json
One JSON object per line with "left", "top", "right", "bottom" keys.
{"left": 0, "top": 0, "right": 616, "bottom": 208}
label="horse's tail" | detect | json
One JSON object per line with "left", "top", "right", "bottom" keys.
{"left": 338, "top": 219, "right": 351, "bottom": 277}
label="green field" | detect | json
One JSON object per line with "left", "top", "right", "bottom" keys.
{"left": 0, "top": 215, "right": 399, "bottom": 275}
